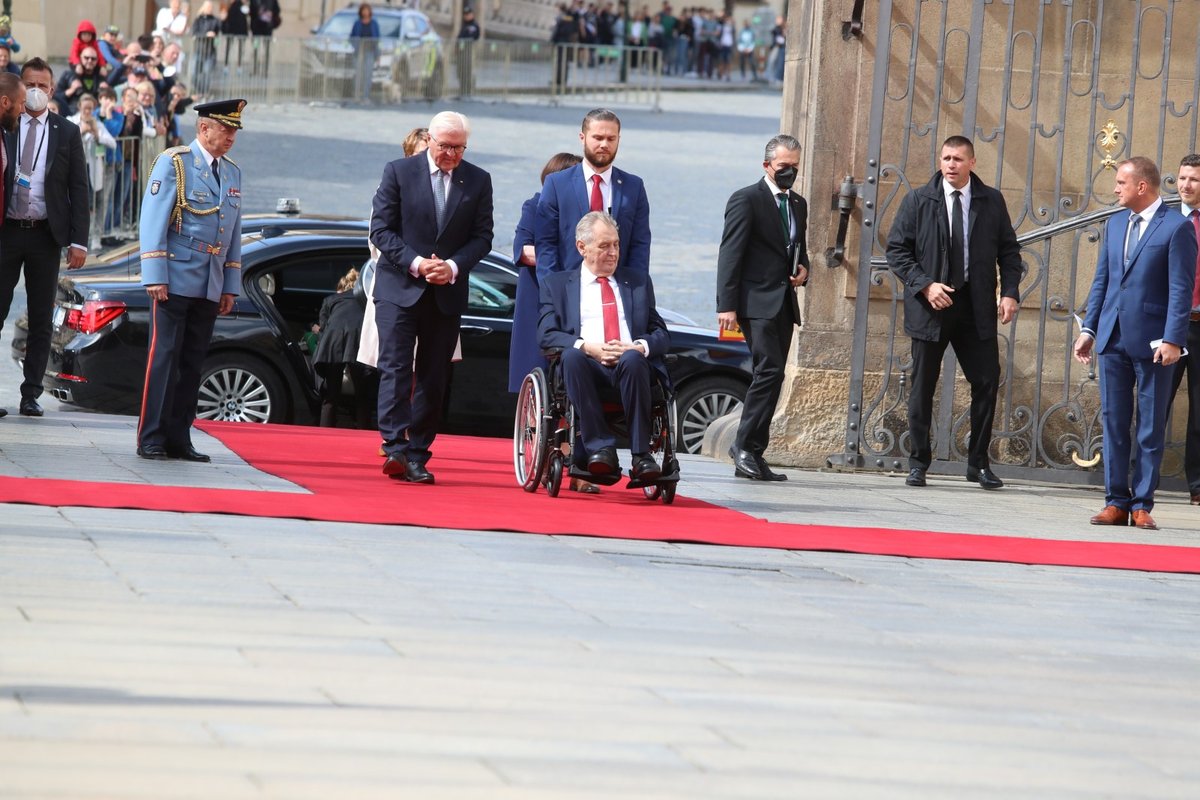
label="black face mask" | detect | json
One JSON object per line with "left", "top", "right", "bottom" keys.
{"left": 773, "top": 166, "right": 797, "bottom": 191}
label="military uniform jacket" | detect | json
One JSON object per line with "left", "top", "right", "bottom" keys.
{"left": 139, "top": 140, "right": 242, "bottom": 302}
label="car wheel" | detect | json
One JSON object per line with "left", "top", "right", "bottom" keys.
{"left": 196, "top": 353, "right": 287, "bottom": 424}
{"left": 674, "top": 376, "right": 746, "bottom": 455}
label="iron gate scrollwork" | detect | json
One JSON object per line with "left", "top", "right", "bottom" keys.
{"left": 831, "top": 0, "right": 1200, "bottom": 484}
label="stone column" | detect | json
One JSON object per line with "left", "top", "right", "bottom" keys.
{"left": 769, "top": 0, "right": 868, "bottom": 466}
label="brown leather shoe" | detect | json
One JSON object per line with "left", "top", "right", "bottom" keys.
{"left": 1131, "top": 510, "right": 1158, "bottom": 530}
{"left": 1089, "top": 506, "right": 1129, "bottom": 526}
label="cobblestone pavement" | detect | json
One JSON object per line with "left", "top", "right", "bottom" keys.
{"left": 234, "top": 90, "right": 782, "bottom": 327}
{"left": 0, "top": 90, "right": 781, "bottom": 413}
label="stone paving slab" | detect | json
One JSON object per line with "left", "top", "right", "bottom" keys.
{"left": 2, "top": 493, "right": 1199, "bottom": 798}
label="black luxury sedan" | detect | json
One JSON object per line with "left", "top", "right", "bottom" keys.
{"left": 15, "top": 226, "right": 751, "bottom": 453}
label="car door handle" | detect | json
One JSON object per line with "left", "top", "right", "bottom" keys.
{"left": 459, "top": 325, "right": 492, "bottom": 336}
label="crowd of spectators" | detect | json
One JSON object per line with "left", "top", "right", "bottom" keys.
{"left": 549, "top": 1, "right": 787, "bottom": 84}
{"left": 22, "top": 4, "right": 283, "bottom": 245}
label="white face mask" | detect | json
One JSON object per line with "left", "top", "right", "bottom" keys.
{"left": 24, "top": 87, "right": 48, "bottom": 113}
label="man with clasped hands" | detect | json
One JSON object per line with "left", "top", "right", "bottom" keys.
{"left": 370, "top": 111, "right": 494, "bottom": 485}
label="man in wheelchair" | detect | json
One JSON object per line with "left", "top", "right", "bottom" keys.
{"left": 538, "top": 212, "right": 671, "bottom": 481}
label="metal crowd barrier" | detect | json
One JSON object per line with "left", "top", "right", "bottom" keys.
{"left": 177, "top": 36, "right": 662, "bottom": 109}
{"left": 88, "top": 134, "right": 153, "bottom": 247}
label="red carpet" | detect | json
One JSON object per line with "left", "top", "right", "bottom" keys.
{"left": 1, "top": 421, "right": 1199, "bottom": 574}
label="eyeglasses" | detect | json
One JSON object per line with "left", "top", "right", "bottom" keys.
{"left": 429, "top": 137, "right": 467, "bottom": 155}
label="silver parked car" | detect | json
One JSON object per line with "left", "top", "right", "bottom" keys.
{"left": 301, "top": 5, "right": 443, "bottom": 98}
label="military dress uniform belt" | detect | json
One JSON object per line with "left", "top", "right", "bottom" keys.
{"left": 168, "top": 231, "right": 223, "bottom": 257}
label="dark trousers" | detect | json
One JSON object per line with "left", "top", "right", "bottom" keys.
{"left": 1101, "top": 324, "right": 1174, "bottom": 512}
{"left": 375, "top": 291, "right": 458, "bottom": 465}
{"left": 138, "top": 294, "right": 219, "bottom": 450}
{"left": 316, "top": 361, "right": 374, "bottom": 429}
{"left": 1169, "top": 320, "right": 1200, "bottom": 493}
{"left": 560, "top": 346, "right": 653, "bottom": 457}
{"left": 736, "top": 301, "right": 795, "bottom": 456}
{"left": 907, "top": 287, "right": 1000, "bottom": 470}
{"left": 0, "top": 225, "right": 62, "bottom": 401}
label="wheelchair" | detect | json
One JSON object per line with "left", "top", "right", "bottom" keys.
{"left": 513, "top": 349, "right": 681, "bottom": 503}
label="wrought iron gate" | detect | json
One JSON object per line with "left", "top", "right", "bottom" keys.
{"left": 829, "top": 0, "right": 1200, "bottom": 484}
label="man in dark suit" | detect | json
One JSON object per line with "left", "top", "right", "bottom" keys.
{"left": 886, "top": 135, "right": 1023, "bottom": 490}
{"left": 0, "top": 73, "right": 25, "bottom": 419}
{"left": 535, "top": 107, "right": 651, "bottom": 283}
{"left": 1074, "top": 156, "right": 1197, "bottom": 530}
{"left": 371, "top": 110, "right": 493, "bottom": 484}
{"left": 716, "top": 134, "right": 809, "bottom": 481}
{"left": 0, "top": 58, "right": 90, "bottom": 418}
{"left": 1167, "top": 153, "right": 1200, "bottom": 506}
{"left": 539, "top": 211, "right": 670, "bottom": 480}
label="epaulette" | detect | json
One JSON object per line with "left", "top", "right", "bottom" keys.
{"left": 221, "top": 155, "right": 238, "bottom": 168}
{"left": 148, "top": 144, "right": 193, "bottom": 174}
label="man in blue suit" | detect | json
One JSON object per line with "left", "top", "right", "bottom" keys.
{"left": 534, "top": 107, "right": 651, "bottom": 282}
{"left": 539, "top": 212, "right": 669, "bottom": 481}
{"left": 371, "top": 111, "right": 494, "bottom": 484}
{"left": 137, "top": 99, "right": 245, "bottom": 462}
{"left": 1074, "top": 156, "right": 1198, "bottom": 530}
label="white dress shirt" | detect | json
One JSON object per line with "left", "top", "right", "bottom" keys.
{"left": 582, "top": 162, "right": 613, "bottom": 214}
{"left": 575, "top": 267, "right": 651, "bottom": 355}
{"left": 762, "top": 174, "right": 795, "bottom": 240}
{"left": 406, "top": 150, "right": 458, "bottom": 282}
{"left": 12, "top": 113, "right": 50, "bottom": 221}
{"left": 943, "top": 178, "right": 971, "bottom": 282}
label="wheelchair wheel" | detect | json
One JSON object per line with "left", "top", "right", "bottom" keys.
{"left": 660, "top": 482, "right": 676, "bottom": 505}
{"left": 546, "top": 451, "right": 564, "bottom": 497}
{"left": 643, "top": 484, "right": 662, "bottom": 501}
{"left": 513, "top": 369, "right": 550, "bottom": 492}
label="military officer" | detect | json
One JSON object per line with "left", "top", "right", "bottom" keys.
{"left": 136, "top": 98, "right": 245, "bottom": 462}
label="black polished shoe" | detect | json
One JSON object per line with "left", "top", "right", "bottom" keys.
{"left": 630, "top": 454, "right": 662, "bottom": 482}
{"left": 168, "top": 445, "right": 211, "bottom": 463}
{"left": 137, "top": 444, "right": 170, "bottom": 460}
{"left": 732, "top": 448, "right": 765, "bottom": 480}
{"left": 966, "top": 466, "right": 1004, "bottom": 490}
{"left": 382, "top": 455, "right": 407, "bottom": 478}
{"left": 587, "top": 446, "right": 620, "bottom": 477}
{"left": 0, "top": 406, "right": 7, "bottom": 418}
{"left": 403, "top": 460, "right": 435, "bottom": 484}
{"left": 754, "top": 454, "right": 788, "bottom": 482}
{"left": 19, "top": 398, "right": 43, "bottom": 417}
{"left": 905, "top": 467, "right": 927, "bottom": 487}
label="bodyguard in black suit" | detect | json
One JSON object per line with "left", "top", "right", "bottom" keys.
{"left": 371, "top": 111, "right": 494, "bottom": 484}
{"left": 1, "top": 58, "right": 90, "bottom": 417}
{"left": 716, "top": 134, "right": 809, "bottom": 481}
{"left": 886, "top": 135, "right": 1023, "bottom": 490}
{"left": 539, "top": 212, "right": 670, "bottom": 481}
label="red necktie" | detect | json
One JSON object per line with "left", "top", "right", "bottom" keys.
{"left": 590, "top": 174, "right": 603, "bottom": 213}
{"left": 1191, "top": 209, "right": 1200, "bottom": 309}
{"left": 599, "top": 277, "right": 619, "bottom": 342}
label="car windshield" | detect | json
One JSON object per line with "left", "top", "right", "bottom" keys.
{"left": 318, "top": 11, "right": 404, "bottom": 38}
